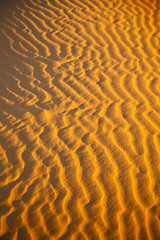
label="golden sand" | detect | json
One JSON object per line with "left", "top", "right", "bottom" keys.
{"left": 0, "top": 0, "right": 160, "bottom": 239}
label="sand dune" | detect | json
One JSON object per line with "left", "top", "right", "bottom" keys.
{"left": 0, "top": 0, "right": 160, "bottom": 239}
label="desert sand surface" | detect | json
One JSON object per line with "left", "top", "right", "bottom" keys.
{"left": 0, "top": 0, "right": 160, "bottom": 239}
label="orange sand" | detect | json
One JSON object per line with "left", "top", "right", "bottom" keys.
{"left": 0, "top": 0, "right": 160, "bottom": 239}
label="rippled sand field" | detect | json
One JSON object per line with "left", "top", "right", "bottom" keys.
{"left": 0, "top": 0, "right": 160, "bottom": 239}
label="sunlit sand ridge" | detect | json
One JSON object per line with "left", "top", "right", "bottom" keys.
{"left": 0, "top": 0, "right": 160, "bottom": 239}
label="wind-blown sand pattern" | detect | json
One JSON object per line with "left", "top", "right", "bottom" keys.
{"left": 0, "top": 0, "right": 160, "bottom": 239}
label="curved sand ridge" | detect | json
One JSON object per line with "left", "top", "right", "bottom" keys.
{"left": 0, "top": 0, "right": 160, "bottom": 239}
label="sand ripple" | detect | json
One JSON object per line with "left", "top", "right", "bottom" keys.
{"left": 0, "top": 0, "right": 160, "bottom": 239}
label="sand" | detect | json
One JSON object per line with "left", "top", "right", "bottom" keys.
{"left": 0, "top": 0, "right": 160, "bottom": 239}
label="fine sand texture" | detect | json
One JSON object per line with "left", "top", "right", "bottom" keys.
{"left": 0, "top": 0, "right": 160, "bottom": 239}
